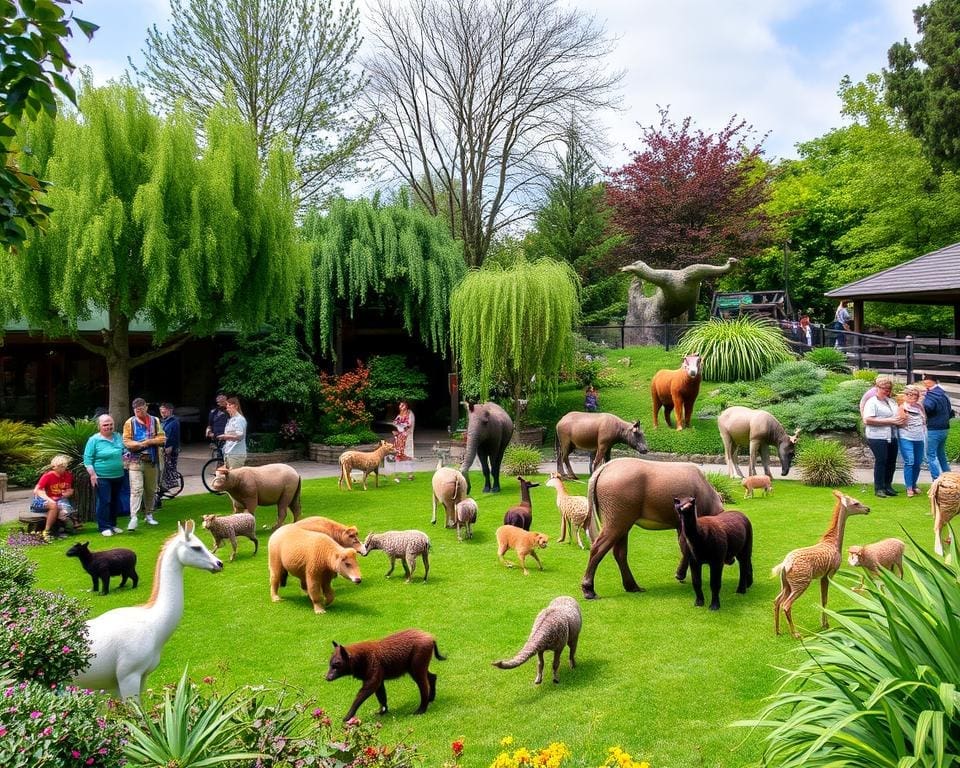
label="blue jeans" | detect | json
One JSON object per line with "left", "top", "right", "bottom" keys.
{"left": 867, "top": 438, "right": 898, "bottom": 491}
{"left": 94, "top": 474, "right": 129, "bottom": 532}
{"left": 898, "top": 437, "right": 924, "bottom": 491}
{"left": 927, "top": 429, "right": 951, "bottom": 479}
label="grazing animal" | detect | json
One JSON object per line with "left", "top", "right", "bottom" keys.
{"left": 210, "top": 463, "right": 302, "bottom": 529}
{"left": 72, "top": 521, "right": 223, "bottom": 699}
{"left": 718, "top": 406, "right": 799, "bottom": 479}
{"left": 651, "top": 353, "right": 702, "bottom": 430}
{"left": 674, "top": 496, "right": 753, "bottom": 610}
{"left": 201, "top": 512, "right": 258, "bottom": 561}
{"left": 492, "top": 596, "right": 582, "bottom": 684}
{"left": 772, "top": 490, "right": 870, "bottom": 638}
{"left": 65, "top": 541, "right": 138, "bottom": 596}
{"left": 268, "top": 525, "right": 363, "bottom": 613}
{"left": 363, "top": 530, "right": 431, "bottom": 583}
{"left": 325, "top": 629, "right": 445, "bottom": 720}
{"left": 581, "top": 457, "right": 724, "bottom": 600}
{"left": 294, "top": 516, "right": 367, "bottom": 554}
{"left": 929, "top": 471, "right": 960, "bottom": 556}
{"left": 431, "top": 459, "right": 468, "bottom": 527}
{"left": 338, "top": 440, "right": 395, "bottom": 491}
{"left": 848, "top": 538, "right": 905, "bottom": 589}
{"left": 503, "top": 476, "right": 539, "bottom": 530}
{"left": 459, "top": 401, "right": 514, "bottom": 494}
{"left": 496, "top": 525, "right": 549, "bottom": 576}
{"left": 545, "top": 473, "right": 590, "bottom": 549}
{"left": 617, "top": 356, "right": 631, "bottom": 367}
{"left": 741, "top": 475, "right": 772, "bottom": 498}
{"left": 554, "top": 412, "right": 648, "bottom": 479}
{"left": 454, "top": 497, "right": 478, "bottom": 541}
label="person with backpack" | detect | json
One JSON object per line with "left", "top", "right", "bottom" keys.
{"left": 122, "top": 397, "right": 166, "bottom": 530}
{"left": 921, "top": 373, "right": 953, "bottom": 480}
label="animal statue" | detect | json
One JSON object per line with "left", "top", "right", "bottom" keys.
{"left": 503, "top": 476, "right": 539, "bottom": 530}
{"left": 459, "top": 401, "right": 514, "bottom": 494}
{"left": 363, "top": 530, "right": 431, "bottom": 583}
{"left": 294, "top": 516, "right": 367, "bottom": 554}
{"left": 268, "top": 525, "right": 363, "bottom": 614}
{"left": 847, "top": 538, "right": 905, "bottom": 590}
{"left": 72, "top": 521, "right": 223, "bottom": 699}
{"left": 772, "top": 490, "right": 870, "bottom": 638}
{"left": 210, "top": 463, "right": 302, "bottom": 529}
{"left": 580, "top": 457, "right": 724, "bottom": 600}
{"left": 325, "top": 629, "right": 446, "bottom": 720}
{"left": 496, "top": 525, "right": 549, "bottom": 576}
{"left": 431, "top": 458, "right": 468, "bottom": 527}
{"left": 554, "top": 412, "right": 648, "bottom": 479}
{"left": 492, "top": 596, "right": 582, "bottom": 685}
{"left": 545, "top": 473, "right": 590, "bottom": 549}
{"left": 338, "top": 440, "right": 395, "bottom": 491}
{"left": 674, "top": 496, "right": 753, "bottom": 610}
{"left": 201, "top": 512, "right": 258, "bottom": 561}
{"left": 929, "top": 471, "right": 960, "bottom": 556}
{"left": 651, "top": 353, "right": 702, "bottom": 430}
{"left": 65, "top": 541, "right": 138, "bottom": 596}
{"left": 718, "top": 406, "right": 799, "bottom": 479}
{"left": 741, "top": 475, "right": 772, "bottom": 499}
{"left": 454, "top": 497, "right": 478, "bottom": 541}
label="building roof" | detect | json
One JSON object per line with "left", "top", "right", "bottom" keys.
{"left": 825, "top": 241, "right": 960, "bottom": 305}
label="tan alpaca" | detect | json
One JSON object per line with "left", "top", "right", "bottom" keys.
{"left": 338, "top": 440, "right": 395, "bottom": 491}
{"left": 496, "top": 525, "right": 548, "bottom": 576}
{"left": 741, "top": 475, "right": 772, "bottom": 498}
{"left": 294, "top": 516, "right": 367, "bottom": 553}
{"left": 772, "top": 490, "right": 870, "bottom": 638}
{"left": 847, "top": 538, "right": 905, "bottom": 589}
{"left": 545, "top": 473, "right": 590, "bottom": 549}
{"left": 431, "top": 458, "right": 468, "bottom": 528}
{"left": 929, "top": 471, "right": 960, "bottom": 556}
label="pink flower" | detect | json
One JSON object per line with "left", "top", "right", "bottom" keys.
{"left": 62, "top": 646, "right": 71, "bottom": 653}
{"left": 30, "top": 710, "right": 41, "bottom": 719}
{"left": 0, "top": 726, "right": 7, "bottom": 737}
{"left": 72, "top": 750, "right": 81, "bottom": 758}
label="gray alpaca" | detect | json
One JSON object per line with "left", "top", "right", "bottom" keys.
{"left": 492, "top": 596, "right": 582, "bottom": 684}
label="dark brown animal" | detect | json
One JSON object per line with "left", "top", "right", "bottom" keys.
{"left": 65, "top": 541, "right": 138, "bottom": 596}
{"left": 325, "top": 629, "right": 446, "bottom": 720}
{"left": 503, "top": 477, "right": 539, "bottom": 530}
{"left": 651, "top": 353, "right": 702, "bottom": 430}
{"left": 554, "top": 412, "right": 648, "bottom": 478}
{"left": 674, "top": 496, "right": 753, "bottom": 610}
{"left": 581, "top": 457, "right": 723, "bottom": 600}
{"left": 210, "top": 464, "right": 302, "bottom": 530}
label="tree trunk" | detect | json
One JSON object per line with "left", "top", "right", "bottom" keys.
{"left": 105, "top": 318, "right": 132, "bottom": 423}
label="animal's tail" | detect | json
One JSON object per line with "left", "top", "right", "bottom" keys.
{"left": 586, "top": 465, "right": 603, "bottom": 541}
{"left": 433, "top": 641, "right": 446, "bottom": 661}
{"left": 491, "top": 633, "right": 541, "bottom": 670}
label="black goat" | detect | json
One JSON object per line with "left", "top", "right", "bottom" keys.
{"left": 65, "top": 541, "right": 138, "bottom": 596}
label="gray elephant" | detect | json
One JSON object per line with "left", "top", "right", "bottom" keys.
{"left": 459, "top": 402, "right": 514, "bottom": 494}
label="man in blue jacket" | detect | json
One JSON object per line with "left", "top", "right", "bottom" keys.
{"left": 154, "top": 402, "right": 181, "bottom": 509}
{"left": 921, "top": 374, "right": 953, "bottom": 480}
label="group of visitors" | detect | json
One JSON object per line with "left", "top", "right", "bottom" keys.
{"left": 860, "top": 373, "right": 953, "bottom": 498}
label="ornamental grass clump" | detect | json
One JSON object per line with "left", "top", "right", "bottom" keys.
{"left": 677, "top": 317, "right": 794, "bottom": 382}
{"left": 502, "top": 444, "right": 543, "bottom": 476}
{"left": 0, "top": 419, "right": 37, "bottom": 470}
{"left": 794, "top": 438, "right": 853, "bottom": 487}
{"left": 740, "top": 537, "right": 960, "bottom": 767}
{"left": 774, "top": 393, "right": 859, "bottom": 433}
{"left": 761, "top": 360, "right": 827, "bottom": 401}
{"left": 802, "top": 346, "right": 849, "bottom": 372}
{"left": 705, "top": 472, "right": 738, "bottom": 504}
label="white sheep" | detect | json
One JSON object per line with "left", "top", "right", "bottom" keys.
{"left": 847, "top": 538, "right": 905, "bottom": 590}
{"left": 545, "top": 473, "right": 590, "bottom": 549}
{"left": 338, "top": 440, "right": 395, "bottom": 491}
{"left": 363, "top": 530, "right": 431, "bottom": 583}
{"left": 201, "top": 512, "right": 259, "bottom": 562}
{"left": 454, "top": 497, "right": 478, "bottom": 541}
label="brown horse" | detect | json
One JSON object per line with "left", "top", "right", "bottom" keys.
{"left": 651, "top": 354, "right": 702, "bottom": 430}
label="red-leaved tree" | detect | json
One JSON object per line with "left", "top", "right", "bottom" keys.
{"left": 606, "top": 109, "right": 773, "bottom": 269}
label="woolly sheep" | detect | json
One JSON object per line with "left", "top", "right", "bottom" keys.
{"left": 847, "top": 537, "right": 905, "bottom": 589}
{"left": 201, "top": 512, "right": 259, "bottom": 562}
{"left": 454, "top": 497, "right": 478, "bottom": 541}
{"left": 363, "top": 530, "right": 431, "bottom": 583}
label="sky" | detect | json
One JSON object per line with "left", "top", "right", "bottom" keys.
{"left": 68, "top": 0, "right": 920, "bottom": 169}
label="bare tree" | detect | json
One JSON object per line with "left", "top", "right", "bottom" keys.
{"left": 133, "top": 0, "right": 371, "bottom": 203}
{"left": 365, "top": 0, "right": 621, "bottom": 267}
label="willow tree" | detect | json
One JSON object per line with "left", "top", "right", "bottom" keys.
{"left": 0, "top": 82, "right": 303, "bottom": 419}
{"left": 450, "top": 256, "right": 580, "bottom": 421}
{"left": 302, "top": 196, "right": 467, "bottom": 361}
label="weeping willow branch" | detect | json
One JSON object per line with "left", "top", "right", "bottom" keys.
{"left": 450, "top": 258, "right": 580, "bottom": 417}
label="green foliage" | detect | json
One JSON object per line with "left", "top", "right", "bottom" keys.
{"left": 247, "top": 432, "right": 279, "bottom": 453}
{"left": 0, "top": 547, "right": 37, "bottom": 589}
{"left": 0, "top": 681, "right": 127, "bottom": 767}
{"left": 677, "top": 317, "right": 795, "bottom": 382}
{"left": 699, "top": 381, "right": 779, "bottom": 414}
{"left": 218, "top": 330, "right": 317, "bottom": 407}
{"left": 366, "top": 355, "right": 429, "bottom": 414}
{"left": 0, "top": 585, "right": 91, "bottom": 685}
{"left": 761, "top": 360, "right": 827, "bottom": 401}
{"left": 0, "top": 419, "right": 37, "bottom": 467}
{"left": 852, "top": 368, "right": 880, "bottom": 382}
{"left": 315, "top": 361, "right": 371, "bottom": 438}
{"left": 742, "top": 537, "right": 960, "bottom": 766}
{"left": 795, "top": 438, "right": 854, "bottom": 486}
{"left": 801, "top": 346, "right": 849, "bottom": 372}
{"left": 316, "top": 429, "right": 379, "bottom": 446}
{"left": 502, "top": 444, "right": 543, "bottom": 476}
{"left": 34, "top": 417, "right": 97, "bottom": 520}
{"left": 774, "top": 393, "right": 860, "bottom": 433}
{"left": 705, "top": 472, "right": 738, "bottom": 504}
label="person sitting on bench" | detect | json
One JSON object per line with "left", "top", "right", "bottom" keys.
{"left": 31, "top": 454, "right": 77, "bottom": 541}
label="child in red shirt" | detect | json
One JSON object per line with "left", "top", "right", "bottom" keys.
{"left": 31, "top": 454, "right": 76, "bottom": 541}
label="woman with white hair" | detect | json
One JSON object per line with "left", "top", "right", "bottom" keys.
{"left": 897, "top": 384, "right": 927, "bottom": 497}
{"left": 83, "top": 414, "right": 129, "bottom": 536}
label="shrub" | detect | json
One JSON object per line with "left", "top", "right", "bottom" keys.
{"left": 677, "top": 316, "right": 795, "bottom": 382}
{"left": 247, "top": 432, "right": 279, "bottom": 453}
{"left": 0, "top": 419, "right": 37, "bottom": 468}
{"left": 218, "top": 330, "right": 317, "bottom": 407}
{"left": 0, "top": 548, "right": 37, "bottom": 589}
{"left": 574, "top": 355, "right": 605, "bottom": 388}
{"left": 705, "top": 472, "right": 738, "bottom": 504}
{"left": 0, "top": 586, "right": 92, "bottom": 685}
{"left": 3, "top": 463, "right": 41, "bottom": 488}
{"left": 502, "top": 444, "right": 543, "bottom": 476}
{"left": 701, "top": 381, "right": 779, "bottom": 412}
{"left": 795, "top": 438, "right": 854, "bottom": 486}
{"left": 366, "top": 355, "right": 429, "bottom": 414}
{"left": 774, "top": 393, "right": 860, "bottom": 433}
{"left": 740, "top": 539, "right": 960, "bottom": 767}
{"left": 0, "top": 681, "right": 127, "bottom": 767}
{"left": 316, "top": 361, "right": 372, "bottom": 437}
{"left": 851, "top": 368, "right": 880, "bottom": 382}
{"left": 802, "top": 346, "right": 850, "bottom": 372}
{"left": 317, "top": 429, "right": 379, "bottom": 446}
{"left": 761, "top": 360, "right": 827, "bottom": 401}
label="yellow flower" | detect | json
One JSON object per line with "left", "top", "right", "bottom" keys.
{"left": 501, "top": 736, "right": 515, "bottom": 748}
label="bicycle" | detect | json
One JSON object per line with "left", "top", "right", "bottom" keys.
{"left": 201, "top": 442, "right": 226, "bottom": 494}
{"left": 156, "top": 471, "right": 185, "bottom": 499}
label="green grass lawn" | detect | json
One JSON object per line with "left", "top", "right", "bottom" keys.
{"left": 13, "top": 471, "right": 942, "bottom": 768}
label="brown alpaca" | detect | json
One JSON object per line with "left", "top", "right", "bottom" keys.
{"left": 325, "top": 629, "right": 446, "bottom": 720}
{"left": 496, "top": 525, "right": 548, "bottom": 576}
{"left": 268, "top": 526, "right": 363, "bottom": 614}
{"left": 741, "top": 475, "right": 772, "bottom": 498}
{"left": 650, "top": 353, "right": 702, "bottom": 430}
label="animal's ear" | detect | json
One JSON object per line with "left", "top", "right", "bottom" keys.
{"left": 183, "top": 519, "right": 195, "bottom": 537}
{"left": 332, "top": 641, "right": 340, "bottom": 649}
{"left": 791, "top": 428, "right": 800, "bottom": 441}
{"left": 831, "top": 489, "right": 842, "bottom": 499}
{"left": 632, "top": 421, "right": 642, "bottom": 429}
{"left": 673, "top": 496, "right": 681, "bottom": 505}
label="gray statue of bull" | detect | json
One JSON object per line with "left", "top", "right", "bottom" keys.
{"left": 554, "top": 412, "right": 648, "bottom": 480}
{"left": 717, "top": 406, "right": 799, "bottom": 479}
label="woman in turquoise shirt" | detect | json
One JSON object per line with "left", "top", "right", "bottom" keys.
{"left": 83, "top": 413, "right": 129, "bottom": 536}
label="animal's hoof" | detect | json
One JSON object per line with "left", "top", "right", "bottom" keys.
{"left": 709, "top": 604, "right": 720, "bottom": 611}
{"left": 624, "top": 583, "right": 646, "bottom": 593}
{"left": 582, "top": 590, "right": 598, "bottom": 600}
{"left": 694, "top": 599, "right": 704, "bottom": 607}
